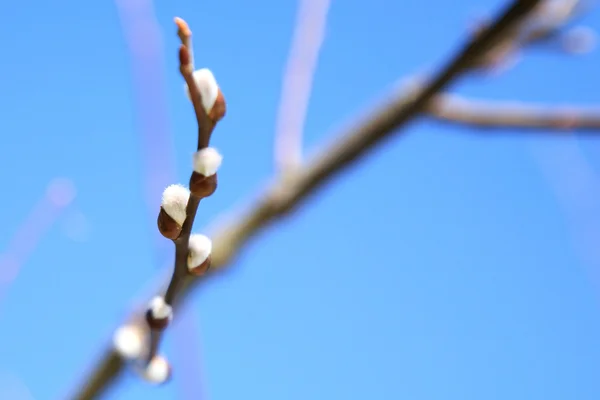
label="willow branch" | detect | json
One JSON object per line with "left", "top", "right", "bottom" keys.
{"left": 427, "top": 93, "right": 600, "bottom": 131}
{"left": 68, "top": 1, "right": 543, "bottom": 399}
{"left": 145, "top": 17, "right": 225, "bottom": 371}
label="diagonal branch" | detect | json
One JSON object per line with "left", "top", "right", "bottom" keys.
{"left": 67, "top": 1, "right": 544, "bottom": 399}
{"left": 426, "top": 93, "right": 600, "bottom": 131}
{"left": 273, "top": 0, "right": 332, "bottom": 172}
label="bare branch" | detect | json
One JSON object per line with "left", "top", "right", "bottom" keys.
{"left": 273, "top": 0, "right": 331, "bottom": 172}
{"left": 67, "top": 1, "right": 544, "bottom": 398}
{"left": 175, "top": 17, "right": 195, "bottom": 69}
{"left": 427, "top": 93, "right": 600, "bottom": 131}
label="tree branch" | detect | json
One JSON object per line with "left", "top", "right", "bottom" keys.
{"left": 67, "top": 1, "right": 544, "bottom": 398}
{"left": 427, "top": 93, "right": 600, "bottom": 131}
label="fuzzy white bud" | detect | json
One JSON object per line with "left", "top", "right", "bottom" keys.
{"left": 185, "top": 68, "right": 220, "bottom": 113}
{"left": 113, "top": 324, "right": 144, "bottom": 360}
{"left": 141, "top": 355, "right": 171, "bottom": 384}
{"left": 148, "top": 296, "right": 173, "bottom": 321}
{"left": 193, "top": 147, "right": 222, "bottom": 177}
{"left": 161, "top": 184, "right": 190, "bottom": 225}
{"left": 188, "top": 234, "right": 212, "bottom": 269}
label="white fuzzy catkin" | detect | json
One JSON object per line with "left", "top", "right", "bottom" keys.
{"left": 187, "top": 234, "right": 212, "bottom": 269}
{"left": 142, "top": 355, "right": 171, "bottom": 384}
{"left": 148, "top": 296, "right": 173, "bottom": 320}
{"left": 184, "top": 68, "right": 219, "bottom": 113}
{"left": 193, "top": 147, "right": 222, "bottom": 177}
{"left": 113, "top": 324, "right": 144, "bottom": 360}
{"left": 161, "top": 184, "right": 190, "bottom": 225}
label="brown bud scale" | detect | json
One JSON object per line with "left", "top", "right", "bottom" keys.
{"left": 157, "top": 208, "right": 182, "bottom": 240}
{"left": 188, "top": 256, "right": 212, "bottom": 276}
{"left": 189, "top": 172, "right": 217, "bottom": 198}
{"left": 145, "top": 309, "right": 170, "bottom": 330}
{"left": 208, "top": 90, "right": 226, "bottom": 122}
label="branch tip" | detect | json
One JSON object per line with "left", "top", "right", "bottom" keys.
{"left": 174, "top": 17, "right": 191, "bottom": 37}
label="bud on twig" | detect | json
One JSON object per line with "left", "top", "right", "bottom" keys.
{"left": 113, "top": 324, "right": 145, "bottom": 360}
{"left": 140, "top": 355, "right": 172, "bottom": 384}
{"left": 187, "top": 233, "right": 212, "bottom": 276}
{"left": 184, "top": 68, "right": 227, "bottom": 122}
{"left": 158, "top": 184, "right": 190, "bottom": 239}
{"left": 145, "top": 296, "right": 173, "bottom": 330}
{"left": 190, "top": 148, "right": 222, "bottom": 198}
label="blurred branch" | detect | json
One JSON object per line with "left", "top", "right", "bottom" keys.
{"left": 68, "top": 1, "right": 544, "bottom": 399}
{"left": 273, "top": 0, "right": 332, "bottom": 172}
{"left": 427, "top": 93, "right": 600, "bottom": 131}
{"left": 530, "top": 140, "right": 600, "bottom": 293}
{"left": 0, "top": 178, "right": 75, "bottom": 302}
{"left": 469, "top": 0, "right": 595, "bottom": 71}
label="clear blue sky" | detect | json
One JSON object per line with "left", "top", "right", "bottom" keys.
{"left": 1, "top": 0, "right": 600, "bottom": 399}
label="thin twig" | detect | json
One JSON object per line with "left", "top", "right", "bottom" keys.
{"left": 427, "top": 93, "right": 600, "bottom": 131}
{"left": 116, "top": 2, "right": 206, "bottom": 398}
{"left": 145, "top": 17, "right": 217, "bottom": 365}
{"left": 175, "top": 17, "right": 195, "bottom": 69}
{"left": 176, "top": 19, "right": 215, "bottom": 148}
{"left": 67, "top": 1, "right": 543, "bottom": 398}
{"left": 273, "top": 0, "right": 332, "bottom": 172}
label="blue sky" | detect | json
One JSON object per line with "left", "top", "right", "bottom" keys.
{"left": 1, "top": 0, "right": 600, "bottom": 399}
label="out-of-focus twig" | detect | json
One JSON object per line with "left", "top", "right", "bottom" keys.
{"left": 68, "top": 1, "right": 544, "bottom": 399}
{"left": 469, "top": 0, "right": 594, "bottom": 71}
{"left": 274, "top": 0, "right": 332, "bottom": 172}
{"left": 0, "top": 178, "right": 75, "bottom": 302}
{"left": 427, "top": 93, "right": 600, "bottom": 131}
{"left": 530, "top": 140, "right": 600, "bottom": 297}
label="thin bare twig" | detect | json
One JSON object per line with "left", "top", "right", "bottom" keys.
{"left": 468, "top": 0, "right": 592, "bottom": 71}
{"left": 68, "top": 1, "right": 543, "bottom": 398}
{"left": 273, "top": 0, "right": 332, "bottom": 172}
{"left": 427, "top": 93, "right": 600, "bottom": 131}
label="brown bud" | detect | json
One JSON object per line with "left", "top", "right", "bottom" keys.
{"left": 188, "top": 255, "right": 211, "bottom": 277}
{"left": 189, "top": 172, "right": 217, "bottom": 198}
{"left": 179, "top": 45, "right": 191, "bottom": 66}
{"left": 208, "top": 90, "right": 226, "bottom": 122}
{"left": 157, "top": 208, "right": 182, "bottom": 240}
{"left": 145, "top": 309, "right": 170, "bottom": 330}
